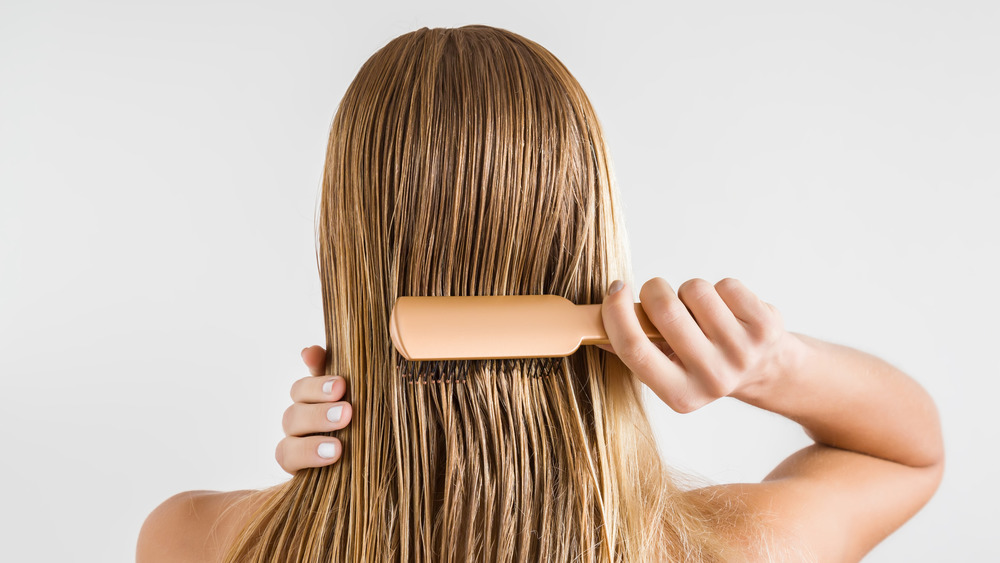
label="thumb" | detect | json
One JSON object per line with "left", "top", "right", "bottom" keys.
{"left": 301, "top": 345, "right": 327, "bottom": 377}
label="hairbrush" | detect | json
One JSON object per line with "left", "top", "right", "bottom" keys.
{"left": 389, "top": 294, "right": 665, "bottom": 382}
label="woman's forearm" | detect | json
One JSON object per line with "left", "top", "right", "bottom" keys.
{"left": 734, "top": 332, "right": 944, "bottom": 469}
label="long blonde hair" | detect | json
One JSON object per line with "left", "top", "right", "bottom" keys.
{"left": 224, "top": 25, "right": 744, "bottom": 562}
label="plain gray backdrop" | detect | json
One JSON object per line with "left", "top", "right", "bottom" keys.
{"left": 2, "top": 0, "right": 997, "bottom": 560}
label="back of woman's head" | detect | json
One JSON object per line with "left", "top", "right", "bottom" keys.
{"left": 225, "top": 25, "right": 734, "bottom": 562}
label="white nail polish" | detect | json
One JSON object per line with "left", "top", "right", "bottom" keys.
{"left": 322, "top": 379, "right": 334, "bottom": 394}
{"left": 317, "top": 442, "right": 338, "bottom": 459}
{"left": 327, "top": 405, "right": 343, "bottom": 423}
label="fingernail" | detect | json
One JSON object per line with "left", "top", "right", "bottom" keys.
{"left": 322, "top": 378, "right": 335, "bottom": 394}
{"left": 327, "top": 405, "right": 343, "bottom": 423}
{"left": 608, "top": 280, "right": 624, "bottom": 295}
{"left": 317, "top": 442, "right": 339, "bottom": 459}
{"left": 301, "top": 347, "right": 308, "bottom": 359}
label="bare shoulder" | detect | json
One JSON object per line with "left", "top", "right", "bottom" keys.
{"left": 136, "top": 489, "right": 268, "bottom": 563}
{"left": 683, "top": 480, "right": 814, "bottom": 562}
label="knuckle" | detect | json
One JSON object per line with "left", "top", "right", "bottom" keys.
{"left": 729, "top": 350, "right": 752, "bottom": 373}
{"left": 765, "top": 303, "right": 784, "bottom": 329}
{"left": 673, "top": 402, "right": 696, "bottom": 415}
{"left": 651, "top": 295, "right": 688, "bottom": 327}
{"left": 752, "top": 312, "right": 783, "bottom": 342}
{"left": 705, "top": 371, "right": 735, "bottom": 398}
{"left": 670, "top": 393, "right": 701, "bottom": 414}
{"left": 726, "top": 339, "right": 752, "bottom": 368}
{"left": 758, "top": 320, "right": 780, "bottom": 341}
{"left": 677, "top": 278, "right": 711, "bottom": 301}
{"left": 281, "top": 405, "right": 296, "bottom": 434}
{"left": 715, "top": 277, "right": 743, "bottom": 294}
{"left": 289, "top": 377, "right": 308, "bottom": 401}
{"left": 275, "top": 440, "right": 287, "bottom": 469}
{"left": 639, "top": 276, "right": 669, "bottom": 300}
{"left": 618, "top": 338, "right": 651, "bottom": 368}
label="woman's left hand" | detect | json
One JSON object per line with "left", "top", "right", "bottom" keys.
{"left": 275, "top": 345, "right": 353, "bottom": 474}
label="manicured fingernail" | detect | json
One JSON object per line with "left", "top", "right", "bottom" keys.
{"left": 608, "top": 280, "right": 624, "bottom": 295}
{"left": 322, "top": 378, "right": 335, "bottom": 394}
{"left": 301, "top": 348, "right": 308, "bottom": 359}
{"left": 317, "top": 442, "right": 339, "bottom": 459}
{"left": 327, "top": 405, "right": 343, "bottom": 423}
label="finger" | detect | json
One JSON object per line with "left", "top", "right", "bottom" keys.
{"left": 300, "top": 345, "right": 327, "bottom": 377}
{"left": 290, "top": 375, "right": 347, "bottom": 403}
{"left": 282, "top": 401, "right": 353, "bottom": 436}
{"left": 713, "top": 278, "right": 775, "bottom": 337}
{"left": 602, "top": 280, "right": 690, "bottom": 408}
{"left": 638, "top": 277, "right": 717, "bottom": 374}
{"left": 675, "top": 278, "right": 746, "bottom": 350}
{"left": 275, "top": 436, "right": 342, "bottom": 474}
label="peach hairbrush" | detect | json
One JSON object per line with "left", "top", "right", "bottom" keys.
{"left": 389, "top": 295, "right": 665, "bottom": 381}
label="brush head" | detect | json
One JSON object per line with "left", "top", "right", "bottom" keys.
{"left": 396, "top": 355, "right": 563, "bottom": 383}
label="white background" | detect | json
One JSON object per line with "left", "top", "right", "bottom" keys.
{"left": 2, "top": 1, "right": 997, "bottom": 561}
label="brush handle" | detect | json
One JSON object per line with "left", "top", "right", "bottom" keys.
{"left": 574, "top": 303, "right": 665, "bottom": 345}
{"left": 389, "top": 295, "right": 667, "bottom": 361}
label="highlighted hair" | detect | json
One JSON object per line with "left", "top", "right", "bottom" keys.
{"left": 224, "top": 25, "right": 746, "bottom": 562}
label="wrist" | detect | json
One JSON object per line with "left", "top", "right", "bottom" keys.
{"left": 731, "top": 330, "right": 811, "bottom": 407}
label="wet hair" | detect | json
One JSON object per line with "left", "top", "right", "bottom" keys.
{"left": 224, "top": 25, "right": 749, "bottom": 562}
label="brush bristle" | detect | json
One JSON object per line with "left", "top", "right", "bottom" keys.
{"left": 396, "top": 355, "right": 563, "bottom": 383}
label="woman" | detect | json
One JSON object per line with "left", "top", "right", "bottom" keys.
{"left": 138, "top": 25, "right": 942, "bottom": 562}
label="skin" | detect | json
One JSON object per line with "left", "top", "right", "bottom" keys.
{"left": 137, "top": 277, "right": 944, "bottom": 562}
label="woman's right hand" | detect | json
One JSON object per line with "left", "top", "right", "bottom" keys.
{"left": 599, "top": 277, "right": 794, "bottom": 413}
{"left": 601, "top": 277, "right": 944, "bottom": 561}
{"left": 275, "top": 345, "right": 353, "bottom": 474}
